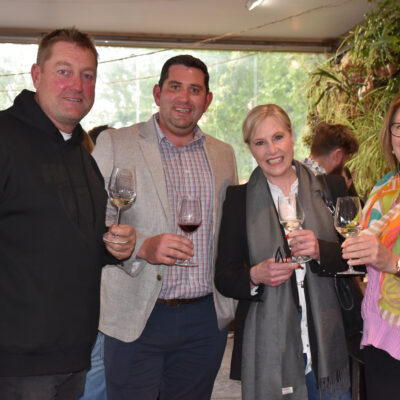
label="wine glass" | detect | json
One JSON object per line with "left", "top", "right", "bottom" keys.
{"left": 278, "top": 193, "right": 312, "bottom": 263}
{"left": 334, "top": 196, "right": 364, "bottom": 275}
{"left": 176, "top": 196, "right": 202, "bottom": 267}
{"left": 103, "top": 166, "right": 136, "bottom": 244}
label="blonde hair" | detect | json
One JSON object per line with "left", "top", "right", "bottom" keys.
{"left": 242, "top": 104, "right": 292, "bottom": 144}
{"left": 380, "top": 94, "right": 400, "bottom": 170}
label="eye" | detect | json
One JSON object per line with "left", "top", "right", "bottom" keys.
{"left": 170, "top": 84, "right": 180, "bottom": 90}
{"left": 82, "top": 72, "right": 95, "bottom": 81}
{"left": 255, "top": 140, "right": 264, "bottom": 146}
{"left": 57, "top": 69, "right": 70, "bottom": 76}
{"left": 274, "top": 134, "right": 284, "bottom": 141}
{"left": 191, "top": 87, "right": 200, "bottom": 94}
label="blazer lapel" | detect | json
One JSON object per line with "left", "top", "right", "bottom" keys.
{"left": 203, "top": 135, "right": 221, "bottom": 236}
{"left": 138, "top": 119, "right": 172, "bottom": 228}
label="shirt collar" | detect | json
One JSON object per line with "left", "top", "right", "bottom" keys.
{"left": 153, "top": 113, "right": 204, "bottom": 146}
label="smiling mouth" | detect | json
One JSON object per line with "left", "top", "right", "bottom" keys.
{"left": 175, "top": 107, "right": 190, "bottom": 113}
{"left": 65, "top": 97, "right": 82, "bottom": 102}
{"left": 267, "top": 156, "right": 283, "bottom": 165}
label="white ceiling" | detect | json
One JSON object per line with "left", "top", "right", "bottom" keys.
{"left": 0, "top": 0, "right": 375, "bottom": 51}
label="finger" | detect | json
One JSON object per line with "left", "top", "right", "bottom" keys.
{"left": 169, "top": 235, "right": 194, "bottom": 248}
{"left": 168, "top": 249, "right": 194, "bottom": 260}
{"left": 346, "top": 257, "right": 367, "bottom": 266}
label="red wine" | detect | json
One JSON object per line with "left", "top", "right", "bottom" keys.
{"left": 179, "top": 223, "right": 200, "bottom": 233}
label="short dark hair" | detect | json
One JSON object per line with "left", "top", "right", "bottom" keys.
{"left": 310, "top": 122, "right": 359, "bottom": 157}
{"left": 37, "top": 27, "right": 98, "bottom": 68}
{"left": 158, "top": 55, "right": 210, "bottom": 93}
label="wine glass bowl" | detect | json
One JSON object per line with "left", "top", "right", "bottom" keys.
{"left": 334, "top": 196, "right": 364, "bottom": 275}
{"left": 278, "top": 193, "right": 311, "bottom": 263}
{"left": 103, "top": 166, "right": 136, "bottom": 244}
{"left": 176, "top": 196, "right": 202, "bottom": 267}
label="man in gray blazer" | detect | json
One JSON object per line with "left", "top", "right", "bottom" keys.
{"left": 92, "top": 55, "right": 238, "bottom": 400}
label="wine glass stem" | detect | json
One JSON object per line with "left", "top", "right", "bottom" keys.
{"left": 116, "top": 207, "right": 121, "bottom": 225}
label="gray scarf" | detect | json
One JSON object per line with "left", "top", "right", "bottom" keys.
{"left": 242, "top": 161, "right": 350, "bottom": 400}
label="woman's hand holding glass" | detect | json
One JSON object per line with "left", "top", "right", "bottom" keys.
{"left": 342, "top": 234, "right": 399, "bottom": 274}
{"left": 288, "top": 229, "right": 320, "bottom": 261}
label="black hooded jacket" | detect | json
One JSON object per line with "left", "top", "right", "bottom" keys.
{"left": 0, "top": 90, "right": 114, "bottom": 376}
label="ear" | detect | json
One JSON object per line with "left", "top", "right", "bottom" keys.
{"left": 153, "top": 84, "right": 161, "bottom": 106}
{"left": 332, "top": 148, "right": 343, "bottom": 165}
{"left": 203, "top": 92, "right": 213, "bottom": 113}
{"left": 31, "top": 64, "right": 41, "bottom": 89}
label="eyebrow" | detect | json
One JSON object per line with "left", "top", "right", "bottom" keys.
{"left": 54, "top": 60, "right": 96, "bottom": 73}
{"left": 55, "top": 61, "right": 73, "bottom": 67}
{"left": 167, "top": 80, "right": 204, "bottom": 90}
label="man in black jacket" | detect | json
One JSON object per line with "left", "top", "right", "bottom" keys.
{"left": 0, "top": 28, "right": 136, "bottom": 399}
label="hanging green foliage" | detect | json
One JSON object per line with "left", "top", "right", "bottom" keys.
{"left": 304, "top": 0, "right": 400, "bottom": 198}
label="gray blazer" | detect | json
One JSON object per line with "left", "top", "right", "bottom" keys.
{"left": 92, "top": 116, "right": 238, "bottom": 343}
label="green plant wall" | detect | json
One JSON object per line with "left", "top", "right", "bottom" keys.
{"left": 304, "top": 0, "right": 400, "bottom": 198}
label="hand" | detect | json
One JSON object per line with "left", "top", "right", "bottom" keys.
{"left": 288, "top": 229, "right": 319, "bottom": 261}
{"left": 342, "top": 234, "right": 398, "bottom": 273}
{"left": 137, "top": 233, "right": 194, "bottom": 266}
{"left": 250, "top": 257, "right": 299, "bottom": 287}
{"left": 105, "top": 224, "right": 136, "bottom": 260}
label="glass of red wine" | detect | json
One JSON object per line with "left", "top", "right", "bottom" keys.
{"left": 176, "top": 196, "right": 202, "bottom": 267}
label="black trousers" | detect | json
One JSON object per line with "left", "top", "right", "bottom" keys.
{"left": 363, "top": 345, "right": 400, "bottom": 400}
{"left": 0, "top": 370, "right": 86, "bottom": 400}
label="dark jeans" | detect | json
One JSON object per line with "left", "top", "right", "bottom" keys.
{"left": 304, "top": 354, "right": 351, "bottom": 400}
{"left": 364, "top": 345, "right": 400, "bottom": 400}
{"left": 104, "top": 296, "right": 227, "bottom": 400}
{"left": 0, "top": 370, "right": 86, "bottom": 400}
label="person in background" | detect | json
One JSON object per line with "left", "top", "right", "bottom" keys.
{"left": 88, "top": 124, "right": 113, "bottom": 145}
{"left": 342, "top": 94, "right": 400, "bottom": 400}
{"left": 92, "top": 54, "right": 238, "bottom": 400}
{"left": 302, "top": 122, "right": 359, "bottom": 175}
{"left": 0, "top": 28, "right": 136, "bottom": 400}
{"left": 342, "top": 166, "right": 359, "bottom": 198}
{"left": 80, "top": 124, "right": 115, "bottom": 400}
{"left": 215, "top": 104, "right": 350, "bottom": 400}
{"left": 82, "top": 129, "right": 95, "bottom": 152}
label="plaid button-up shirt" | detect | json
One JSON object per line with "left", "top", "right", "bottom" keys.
{"left": 155, "top": 115, "right": 214, "bottom": 299}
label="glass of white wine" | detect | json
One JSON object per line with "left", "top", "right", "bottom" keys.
{"left": 278, "top": 193, "right": 311, "bottom": 263}
{"left": 334, "top": 196, "right": 364, "bottom": 275}
{"left": 103, "top": 166, "right": 136, "bottom": 244}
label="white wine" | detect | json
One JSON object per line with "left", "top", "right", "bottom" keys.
{"left": 335, "top": 226, "right": 361, "bottom": 238}
{"left": 281, "top": 219, "right": 302, "bottom": 232}
{"left": 110, "top": 197, "right": 134, "bottom": 208}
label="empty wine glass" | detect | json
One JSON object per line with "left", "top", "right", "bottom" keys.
{"left": 103, "top": 166, "right": 136, "bottom": 244}
{"left": 278, "top": 193, "right": 311, "bottom": 263}
{"left": 334, "top": 196, "right": 364, "bottom": 275}
{"left": 176, "top": 196, "right": 202, "bottom": 267}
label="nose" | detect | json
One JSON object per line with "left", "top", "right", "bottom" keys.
{"left": 178, "top": 87, "right": 190, "bottom": 102}
{"left": 70, "top": 75, "right": 83, "bottom": 91}
{"left": 268, "top": 141, "right": 278, "bottom": 154}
